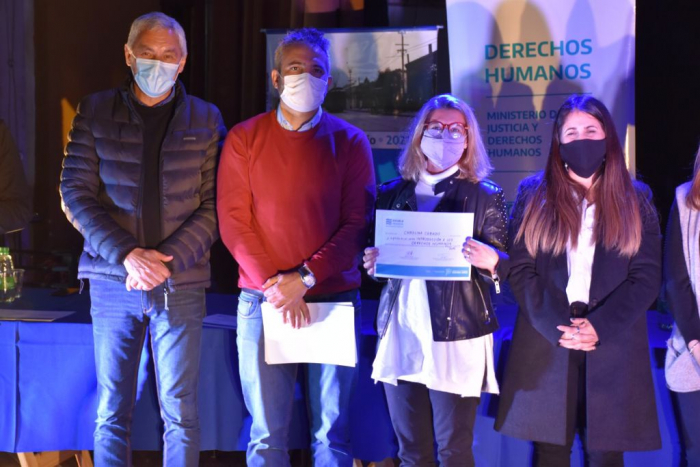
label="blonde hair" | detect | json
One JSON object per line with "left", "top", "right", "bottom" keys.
{"left": 398, "top": 94, "right": 492, "bottom": 182}
{"left": 686, "top": 143, "right": 700, "bottom": 209}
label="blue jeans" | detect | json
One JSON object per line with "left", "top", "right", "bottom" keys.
{"left": 90, "top": 279, "right": 205, "bottom": 467}
{"left": 236, "top": 288, "right": 360, "bottom": 467}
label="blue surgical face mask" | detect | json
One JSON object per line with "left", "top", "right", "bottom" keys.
{"left": 129, "top": 51, "right": 181, "bottom": 98}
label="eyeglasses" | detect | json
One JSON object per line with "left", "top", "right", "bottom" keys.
{"left": 423, "top": 121, "right": 468, "bottom": 140}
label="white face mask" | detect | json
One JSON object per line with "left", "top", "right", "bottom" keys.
{"left": 279, "top": 73, "right": 328, "bottom": 112}
{"left": 420, "top": 135, "right": 466, "bottom": 171}
{"left": 130, "top": 55, "right": 180, "bottom": 98}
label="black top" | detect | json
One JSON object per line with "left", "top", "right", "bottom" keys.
{"left": 664, "top": 199, "right": 700, "bottom": 343}
{"left": 132, "top": 97, "right": 175, "bottom": 248}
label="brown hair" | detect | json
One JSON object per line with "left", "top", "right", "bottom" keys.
{"left": 516, "top": 95, "right": 642, "bottom": 257}
{"left": 397, "top": 94, "right": 492, "bottom": 182}
{"left": 686, "top": 145, "right": 700, "bottom": 209}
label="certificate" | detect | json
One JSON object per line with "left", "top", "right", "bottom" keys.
{"left": 374, "top": 209, "right": 474, "bottom": 280}
{"left": 262, "top": 302, "right": 356, "bottom": 367}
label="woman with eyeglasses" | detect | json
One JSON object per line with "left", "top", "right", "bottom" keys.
{"left": 362, "top": 94, "right": 509, "bottom": 466}
{"left": 494, "top": 95, "right": 662, "bottom": 466}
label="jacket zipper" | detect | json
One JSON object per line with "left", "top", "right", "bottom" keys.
{"left": 380, "top": 278, "right": 401, "bottom": 338}
{"left": 447, "top": 280, "right": 456, "bottom": 339}
{"left": 380, "top": 192, "right": 412, "bottom": 339}
{"left": 446, "top": 195, "right": 469, "bottom": 338}
{"left": 474, "top": 279, "right": 491, "bottom": 324}
{"left": 163, "top": 283, "right": 170, "bottom": 310}
{"left": 157, "top": 100, "right": 184, "bottom": 290}
{"left": 124, "top": 94, "right": 147, "bottom": 246}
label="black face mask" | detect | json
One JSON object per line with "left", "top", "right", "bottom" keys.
{"left": 559, "top": 139, "right": 607, "bottom": 179}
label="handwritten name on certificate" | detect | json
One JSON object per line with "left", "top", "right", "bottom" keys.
{"left": 374, "top": 210, "right": 474, "bottom": 280}
{"left": 262, "top": 302, "right": 356, "bottom": 367}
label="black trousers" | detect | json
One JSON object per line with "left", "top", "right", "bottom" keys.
{"left": 533, "top": 350, "right": 624, "bottom": 467}
{"left": 383, "top": 380, "right": 479, "bottom": 467}
{"left": 672, "top": 389, "right": 700, "bottom": 466}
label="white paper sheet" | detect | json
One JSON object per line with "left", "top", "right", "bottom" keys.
{"left": 261, "top": 301, "right": 356, "bottom": 367}
{"left": 374, "top": 209, "right": 474, "bottom": 280}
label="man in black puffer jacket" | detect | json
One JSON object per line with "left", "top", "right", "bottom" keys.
{"left": 60, "top": 12, "right": 225, "bottom": 467}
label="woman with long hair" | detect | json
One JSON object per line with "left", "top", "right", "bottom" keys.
{"left": 495, "top": 95, "right": 662, "bottom": 466}
{"left": 362, "top": 94, "right": 509, "bottom": 466}
{"left": 664, "top": 144, "right": 700, "bottom": 466}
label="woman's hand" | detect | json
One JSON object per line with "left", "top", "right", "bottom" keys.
{"left": 462, "top": 237, "right": 499, "bottom": 275}
{"left": 689, "top": 339, "right": 700, "bottom": 366}
{"left": 363, "top": 247, "right": 380, "bottom": 276}
{"left": 557, "top": 317, "right": 599, "bottom": 351}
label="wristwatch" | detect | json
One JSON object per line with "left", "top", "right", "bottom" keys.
{"left": 298, "top": 264, "right": 316, "bottom": 289}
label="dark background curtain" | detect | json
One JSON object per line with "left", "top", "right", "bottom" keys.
{"left": 1, "top": 0, "right": 696, "bottom": 290}
{"left": 26, "top": 0, "right": 450, "bottom": 291}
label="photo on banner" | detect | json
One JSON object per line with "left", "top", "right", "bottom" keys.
{"left": 265, "top": 27, "right": 440, "bottom": 183}
{"left": 446, "top": 0, "right": 636, "bottom": 206}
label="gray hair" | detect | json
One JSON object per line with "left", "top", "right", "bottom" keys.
{"left": 127, "top": 12, "right": 187, "bottom": 56}
{"left": 274, "top": 28, "right": 330, "bottom": 73}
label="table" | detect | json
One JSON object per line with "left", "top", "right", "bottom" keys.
{"left": 0, "top": 288, "right": 686, "bottom": 465}
{"left": 0, "top": 289, "right": 398, "bottom": 459}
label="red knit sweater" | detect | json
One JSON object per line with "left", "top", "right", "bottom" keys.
{"left": 217, "top": 110, "right": 376, "bottom": 295}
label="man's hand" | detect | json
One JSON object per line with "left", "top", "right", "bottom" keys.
{"left": 278, "top": 297, "right": 310, "bottom": 329}
{"left": 123, "top": 248, "right": 173, "bottom": 291}
{"left": 262, "top": 271, "right": 308, "bottom": 309}
{"left": 126, "top": 274, "right": 143, "bottom": 291}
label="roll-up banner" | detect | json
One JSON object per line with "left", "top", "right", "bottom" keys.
{"left": 265, "top": 27, "right": 440, "bottom": 183}
{"left": 446, "top": 0, "right": 636, "bottom": 204}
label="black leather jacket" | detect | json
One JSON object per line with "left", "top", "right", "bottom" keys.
{"left": 373, "top": 174, "right": 509, "bottom": 341}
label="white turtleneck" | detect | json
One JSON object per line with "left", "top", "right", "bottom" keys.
{"left": 372, "top": 164, "right": 498, "bottom": 397}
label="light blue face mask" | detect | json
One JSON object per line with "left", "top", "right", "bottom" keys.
{"left": 130, "top": 55, "right": 181, "bottom": 98}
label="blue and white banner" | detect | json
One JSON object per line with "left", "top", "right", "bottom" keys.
{"left": 446, "top": 0, "right": 636, "bottom": 204}
{"left": 265, "top": 27, "right": 440, "bottom": 183}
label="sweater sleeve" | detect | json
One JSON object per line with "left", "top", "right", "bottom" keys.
{"left": 0, "top": 121, "right": 32, "bottom": 234}
{"left": 665, "top": 199, "right": 700, "bottom": 344}
{"left": 60, "top": 97, "right": 139, "bottom": 264}
{"left": 216, "top": 126, "right": 279, "bottom": 287}
{"left": 304, "top": 132, "right": 376, "bottom": 283}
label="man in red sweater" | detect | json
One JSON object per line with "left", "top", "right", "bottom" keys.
{"left": 217, "top": 28, "right": 375, "bottom": 466}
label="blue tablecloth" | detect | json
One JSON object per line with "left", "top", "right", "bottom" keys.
{"left": 0, "top": 289, "right": 685, "bottom": 465}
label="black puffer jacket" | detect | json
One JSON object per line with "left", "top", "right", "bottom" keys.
{"left": 374, "top": 174, "right": 509, "bottom": 341}
{"left": 60, "top": 80, "right": 226, "bottom": 290}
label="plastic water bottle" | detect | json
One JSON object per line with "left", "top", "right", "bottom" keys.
{"left": 0, "top": 247, "right": 15, "bottom": 301}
